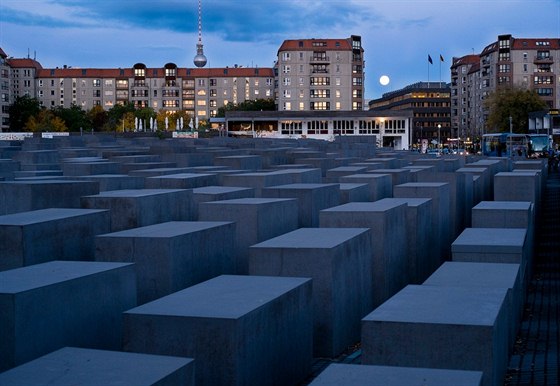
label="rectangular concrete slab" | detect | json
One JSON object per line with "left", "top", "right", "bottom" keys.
{"left": 0, "top": 208, "right": 110, "bottom": 271}
{"left": 0, "top": 261, "right": 137, "bottom": 371}
{"left": 81, "top": 188, "right": 193, "bottom": 231}
{"left": 308, "top": 363, "right": 482, "bottom": 386}
{"left": 362, "top": 284, "right": 509, "bottom": 386}
{"left": 0, "top": 347, "right": 194, "bottom": 386}
{"left": 199, "top": 197, "right": 299, "bottom": 274}
{"left": 249, "top": 227, "right": 373, "bottom": 358}
{"left": 95, "top": 221, "right": 236, "bottom": 304}
{"left": 123, "top": 275, "right": 312, "bottom": 386}
{"left": 319, "top": 201, "right": 408, "bottom": 307}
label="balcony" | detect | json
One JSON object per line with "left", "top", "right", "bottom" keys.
{"left": 310, "top": 56, "right": 330, "bottom": 63}
{"left": 534, "top": 55, "right": 553, "bottom": 64}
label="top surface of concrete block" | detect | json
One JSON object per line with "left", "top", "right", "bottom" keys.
{"left": 321, "top": 201, "right": 405, "bottom": 213}
{"left": 0, "top": 347, "right": 193, "bottom": 386}
{"left": 99, "top": 220, "right": 233, "bottom": 238}
{"left": 395, "top": 182, "right": 448, "bottom": 188}
{"left": 309, "top": 363, "right": 483, "bottom": 386}
{"left": 363, "top": 284, "right": 508, "bottom": 326}
{"left": 423, "top": 261, "right": 520, "bottom": 288}
{"left": 452, "top": 228, "right": 527, "bottom": 252}
{"left": 205, "top": 197, "right": 293, "bottom": 206}
{"left": 252, "top": 227, "right": 370, "bottom": 249}
{"left": 192, "top": 186, "right": 253, "bottom": 195}
{"left": 125, "top": 274, "right": 311, "bottom": 319}
{"left": 473, "top": 201, "right": 532, "bottom": 211}
{"left": 0, "top": 260, "right": 132, "bottom": 294}
{"left": 0, "top": 208, "right": 107, "bottom": 226}
{"left": 84, "top": 188, "right": 187, "bottom": 198}
{"left": 378, "top": 197, "right": 432, "bottom": 208}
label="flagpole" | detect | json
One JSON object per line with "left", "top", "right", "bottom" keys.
{"left": 439, "top": 58, "right": 441, "bottom": 88}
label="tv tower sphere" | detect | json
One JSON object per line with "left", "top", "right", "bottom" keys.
{"left": 193, "top": 0, "right": 207, "bottom": 67}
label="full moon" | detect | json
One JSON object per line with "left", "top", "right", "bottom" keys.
{"left": 379, "top": 75, "right": 390, "bottom": 86}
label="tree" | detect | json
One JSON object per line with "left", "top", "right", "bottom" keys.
{"left": 108, "top": 102, "right": 136, "bottom": 131}
{"left": 8, "top": 95, "right": 42, "bottom": 132}
{"left": 52, "top": 105, "right": 90, "bottom": 132}
{"left": 25, "top": 109, "right": 67, "bottom": 132}
{"left": 485, "top": 87, "right": 548, "bottom": 133}
{"left": 87, "top": 105, "right": 108, "bottom": 132}
{"left": 216, "top": 98, "right": 276, "bottom": 117}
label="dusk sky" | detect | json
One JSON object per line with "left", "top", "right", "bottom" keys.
{"left": 1, "top": 0, "right": 559, "bottom": 100}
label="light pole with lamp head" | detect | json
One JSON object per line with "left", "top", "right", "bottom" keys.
{"left": 438, "top": 124, "right": 441, "bottom": 154}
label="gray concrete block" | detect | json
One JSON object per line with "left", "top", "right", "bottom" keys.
{"left": 423, "top": 261, "right": 523, "bottom": 352}
{"left": 338, "top": 183, "right": 370, "bottom": 203}
{"left": 249, "top": 227, "right": 373, "bottom": 357}
{"left": 494, "top": 172, "right": 541, "bottom": 215}
{"left": 192, "top": 186, "right": 255, "bottom": 220}
{"left": 451, "top": 227, "right": 529, "bottom": 288}
{"left": 95, "top": 221, "right": 236, "bottom": 304}
{"left": 0, "top": 208, "right": 110, "bottom": 271}
{"left": 339, "top": 173, "right": 392, "bottom": 202}
{"left": 62, "top": 161, "right": 121, "bottom": 176}
{"left": 393, "top": 182, "right": 452, "bottom": 263}
{"left": 73, "top": 174, "right": 145, "bottom": 191}
{"left": 319, "top": 201, "right": 408, "bottom": 307}
{"left": 376, "top": 197, "right": 435, "bottom": 283}
{"left": 214, "top": 155, "right": 262, "bottom": 170}
{"left": 0, "top": 180, "right": 100, "bottom": 215}
{"left": 367, "top": 168, "right": 411, "bottom": 186}
{"left": 362, "top": 285, "right": 509, "bottom": 386}
{"left": 81, "top": 189, "right": 193, "bottom": 232}
{"left": 221, "top": 171, "right": 294, "bottom": 197}
{"left": 325, "top": 166, "right": 369, "bottom": 183}
{"left": 144, "top": 173, "right": 219, "bottom": 189}
{"left": 0, "top": 261, "right": 136, "bottom": 371}
{"left": 123, "top": 275, "right": 312, "bottom": 386}
{"left": 0, "top": 347, "right": 194, "bottom": 386}
{"left": 199, "top": 198, "right": 298, "bottom": 274}
{"left": 262, "top": 183, "right": 340, "bottom": 227}
{"left": 308, "top": 363, "right": 483, "bottom": 386}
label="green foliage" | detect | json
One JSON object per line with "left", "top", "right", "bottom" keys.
{"left": 8, "top": 95, "right": 42, "bottom": 132}
{"left": 87, "top": 105, "right": 109, "bottom": 132}
{"left": 216, "top": 98, "right": 276, "bottom": 117}
{"left": 25, "top": 109, "right": 67, "bottom": 132}
{"left": 484, "top": 87, "right": 548, "bottom": 133}
{"left": 52, "top": 105, "right": 91, "bottom": 132}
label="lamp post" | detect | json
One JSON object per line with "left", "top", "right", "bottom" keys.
{"left": 437, "top": 124, "right": 441, "bottom": 154}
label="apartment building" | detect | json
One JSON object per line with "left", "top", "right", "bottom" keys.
{"left": 276, "top": 35, "right": 365, "bottom": 112}
{"left": 0, "top": 48, "right": 10, "bottom": 128}
{"left": 451, "top": 34, "right": 560, "bottom": 139}
{"left": 368, "top": 82, "right": 451, "bottom": 148}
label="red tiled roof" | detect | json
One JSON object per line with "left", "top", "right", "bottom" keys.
{"left": 6, "top": 58, "right": 43, "bottom": 70}
{"left": 34, "top": 66, "right": 274, "bottom": 78}
{"left": 467, "top": 62, "right": 480, "bottom": 75}
{"left": 451, "top": 54, "right": 479, "bottom": 69}
{"left": 512, "top": 38, "right": 560, "bottom": 50}
{"left": 278, "top": 38, "right": 353, "bottom": 53}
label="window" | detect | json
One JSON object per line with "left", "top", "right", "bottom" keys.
{"left": 307, "top": 120, "right": 329, "bottom": 134}
{"left": 299, "top": 102, "right": 305, "bottom": 110}
{"left": 498, "top": 52, "right": 510, "bottom": 61}
{"left": 310, "top": 101, "right": 330, "bottom": 110}
{"left": 335, "top": 78, "right": 341, "bottom": 86}
{"left": 198, "top": 79, "right": 205, "bottom": 86}
{"left": 105, "top": 79, "right": 113, "bottom": 86}
{"left": 38, "top": 80, "right": 43, "bottom": 87}
{"left": 536, "top": 88, "right": 553, "bottom": 96}
{"left": 310, "top": 77, "right": 330, "bottom": 86}
{"left": 210, "top": 79, "right": 217, "bottom": 86}
{"left": 281, "top": 52, "right": 291, "bottom": 61}
{"left": 312, "top": 52, "right": 327, "bottom": 61}
{"left": 283, "top": 77, "right": 291, "bottom": 86}
{"left": 283, "top": 102, "right": 291, "bottom": 110}
{"left": 93, "top": 79, "right": 101, "bottom": 87}
{"left": 352, "top": 77, "right": 363, "bottom": 86}
{"left": 282, "top": 65, "right": 291, "bottom": 74}
{"left": 283, "top": 89, "right": 291, "bottom": 98}
{"left": 498, "top": 64, "right": 510, "bottom": 73}
{"left": 134, "top": 68, "right": 145, "bottom": 77}
{"left": 310, "top": 89, "right": 330, "bottom": 98}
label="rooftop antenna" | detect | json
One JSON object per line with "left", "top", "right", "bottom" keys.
{"left": 193, "top": 0, "right": 207, "bottom": 67}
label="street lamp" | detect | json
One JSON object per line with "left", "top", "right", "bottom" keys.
{"left": 438, "top": 124, "right": 441, "bottom": 154}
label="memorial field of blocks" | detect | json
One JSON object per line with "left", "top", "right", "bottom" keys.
{"left": 0, "top": 134, "right": 545, "bottom": 385}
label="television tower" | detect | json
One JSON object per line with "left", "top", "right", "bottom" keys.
{"left": 193, "top": 0, "right": 207, "bottom": 67}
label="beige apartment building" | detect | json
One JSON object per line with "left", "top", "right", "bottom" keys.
{"left": 0, "top": 35, "right": 363, "bottom": 132}
{"left": 275, "top": 35, "right": 365, "bottom": 112}
{"left": 451, "top": 34, "right": 560, "bottom": 140}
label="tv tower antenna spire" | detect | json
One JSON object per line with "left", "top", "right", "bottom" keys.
{"left": 193, "top": 0, "right": 207, "bottom": 67}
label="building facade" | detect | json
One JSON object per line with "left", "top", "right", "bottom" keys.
{"left": 368, "top": 82, "right": 451, "bottom": 150}
{"left": 275, "top": 35, "right": 365, "bottom": 112}
{"left": 451, "top": 34, "right": 560, "bottom": 141}
{"left": 224, "top": 110, "right": 411, "bottom": 150}
{"left": 0, "top": 35, "right": 363, "bottom": 132}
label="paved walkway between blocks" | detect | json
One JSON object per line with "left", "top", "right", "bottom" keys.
{"left": 506, "top": 170, "right": 560, "bottom": 386}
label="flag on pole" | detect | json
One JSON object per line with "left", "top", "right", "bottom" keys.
{"left": 428, "top": 54, "right": 433, "bottom": 64}
{"left": 440, "top": 54, "right": 444, "bottom": 62}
